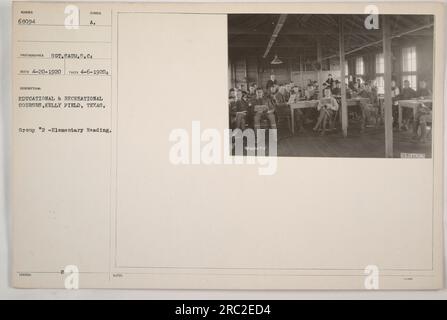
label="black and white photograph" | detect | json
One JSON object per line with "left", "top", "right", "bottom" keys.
{"left": 228, "top": 14, "right": 434, "bottom": 158}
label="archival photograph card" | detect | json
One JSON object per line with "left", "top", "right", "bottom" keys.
{"left": 11, "top": 1, "right": 445, "bottom": 290}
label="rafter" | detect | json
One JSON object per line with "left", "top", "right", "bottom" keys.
{"left": 262, "top": 14, "right": 288, "bottom": 58}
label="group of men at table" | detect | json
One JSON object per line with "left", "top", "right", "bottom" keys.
{"left": 391, "top": 79, "right": 432, "bottom": 142}
{"left": 229, "top": 74, "right": 432, "bottom": 140}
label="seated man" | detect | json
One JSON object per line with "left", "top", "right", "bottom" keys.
{"left": 305, "top": 83, "right": 318, "bottom": 100}
{"left": 356, "top": 77, "right": 362, "bottom": 88}
{"left": 288, "top": 86, "right": 306, "bottom": 134}
{"left": 283, "top": 83, "right": 292, "bottom": 102}
{"left": 412, "top": 102, "right": 432, "bottom": 143}
{"left": 288, "top": 85, "right": 301, "bottom": 104}
{"left": 358, "top": 82, "right": 379, "bottom": 133}
{"left": 348, "top": 79, "right": 356, "bottom": 91}
{"left": 324, "top": 73, "right": 335, "bottom": 89}
{"left": 252, "top": 87, "right": 276, "bottom": 131}
{"left": 400, "top": 79, "right": 417, "bottom": 130}
{"left": 306, "top": 79, "right": 313, "bottom": 89}
{"left": 331, "top": 80, "right": 341, "bottom": 96}
{"left": 416, "top": 80, "right": 432, "bottom": 99}
{"left": 391, "top": 80, "right": 400, "bottom": 128}
{"left": 229, "top": 88, "right": 236, "bottom": 100}
{"left": 400, "top": 79, "right": 417, "bottom": 100}
{"left": 351, "top": 82, "right": 360, "bottom": 96}
{"left": 274, "top": 85, "right": 288, "bottom": 105}
{"left": 247, "top": 83, "right": 257, "bottom": 100}
{"left": 229, "top": 89, "right": 248, "bottom": 130}
{"left": 313, "top": 88, "right": 339, "bottom": 135}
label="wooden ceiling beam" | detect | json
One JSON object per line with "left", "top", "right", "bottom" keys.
{"left": 319, "top": 23, "right": 434, "bottom": 61}
{"left": 262, "top": 14, "right": 288, "bottom": 58}
{"left": 228, "top": 28, "right": 433, "bottom": 37}
{"left": 230, "top": 43, "right": 316, "bottom": 48}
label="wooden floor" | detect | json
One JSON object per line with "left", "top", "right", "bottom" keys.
{"left": 275, "top": 123, "right": 432, "bottom": 158}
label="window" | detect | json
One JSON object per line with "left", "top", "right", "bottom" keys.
{"left": 402, "top": 47, "right": 417, "bottom": 72}
{"left": 402, "top": 75, "right": 417, "bottom": 91}
{"left": 375, "top": 53, "right": 385, "bottom": 94}
{"left": 402, "top": 46, "right": 417, "bottom": 90}
{"left": 375, "top": 53, "right": 384, "bottom": 74}
{"left": 343, "top": 60, "right": 349, "bottom": 83}
{"left": 355, "top": 57, "right": 364, "bottom": 76}
{"left": 375, "top": 76, "right": 385, "bottom": 94}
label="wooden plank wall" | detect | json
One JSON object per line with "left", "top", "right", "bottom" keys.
{"left": 228, "top": 37, "right": 433, "bottom": 91}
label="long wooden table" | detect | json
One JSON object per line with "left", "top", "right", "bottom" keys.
{"left": 398, "top": 99, "right": 432, "bottom": 129}
{"left": 347, "top": 97, "right": 370, "bottom": 107}
{"left": 288, "top": 97, "right": 370, "bottom": 134}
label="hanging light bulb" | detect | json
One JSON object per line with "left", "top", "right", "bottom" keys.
{"left": 270, "top": 54, "right": 283, "bottom": 65}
